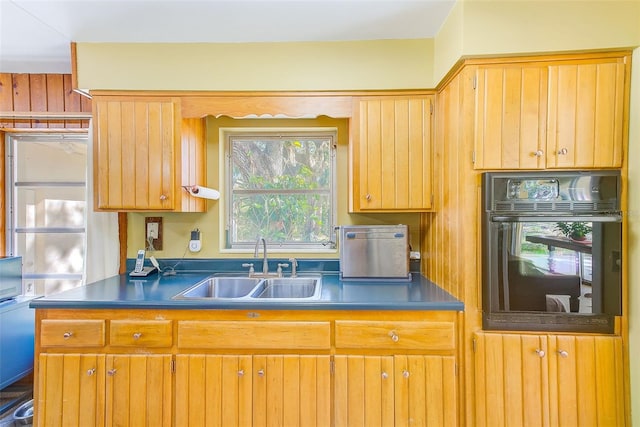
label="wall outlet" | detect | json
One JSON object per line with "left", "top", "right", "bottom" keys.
{"left": 147, "top": 222, "right": 159, "bottom": 239}
{"left": 144, "top": 217, "right": 163, "bottom": 251}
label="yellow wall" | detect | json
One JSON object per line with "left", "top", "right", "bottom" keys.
{"left": 126, "top": 116, "right": 422, "bottom": 258}
{"left": 433, "top": 0, "right": 640, "bottom": 82}
{"left": 77, "top": 39, "right": 435, "bottom": 91}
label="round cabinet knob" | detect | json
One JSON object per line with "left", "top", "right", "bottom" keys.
{"left": 388, "top": 331, "right": 399, "bottom": 342}
{"left": 533, "top": 150, "right": 545, "bottom": 157}
{"left": 107, "top": 369, "right": 117, "bottom": 376}
{"left": 160, "top": 195, "right": 168, "bottom": 201}
{"left": 558, "top": 147, "right": 569, "bottom": 155}
{"left": 132, "top": 333, "right": 142, "bottom": 340}
{"left": 402, "top": 370, "right": 410, "bottom": 379}
{"left": 381, "top": 372, "right": 389, "bottom": 379}
{"left": 257, "top": 369, "right": 265, "bottom": 377}
{"left": 558, "top": 350, "right": 569, "bottom": 358}
{"left": 87, "top": 368, "right": 96, "bottom": 376}
{"left": 237, "top": 370, "right": 244, "bottom": 377}
{"left": 535, "top": 349, "right": 546, "bottom": 358}
{"left": 63, "top": 332, "right": 73, "bottom": 339}
{"left": 365, "top": 194, "right": 372, "bottom": 201}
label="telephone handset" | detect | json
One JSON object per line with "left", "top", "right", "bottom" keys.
{"left": 129, "top": 249, "right": 158, "bottom": 277}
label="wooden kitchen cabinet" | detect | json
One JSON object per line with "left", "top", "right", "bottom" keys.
{"left": 334, "top": 355, "right": 457, "bottom": 427}
{"left": 92, "top": 96, "right": 207, "bottom": 212}
{"left": 34, "top": 309, "right": 460, "bottom": 426}
{"left": 334, "top": 317, "right": 458, "bottom": 426}
{"left": 473, "top": 64, "right": 548, "bottom": 169}
{"left": 546, "top": 57, "right": 627, "bottom": 168}
{"left": 175, "top": 319, "right": 332, "bottom": 427}
{"left": 175, "top": 354, "right": 331, "bottom": 427}
{"left": 472, "top": 53, "right": 629, "bottom": 170}
{"left": 93, "top": 96, "right": 178, "bottom": 210}
{"left": 350, "top": 95, "right": 434, "bottom": 212}
{"left": 37, "top": 353, "right": 172, "bottom": 427}
{"left": 473, "top": 332, "right": 626, "bottom": 427}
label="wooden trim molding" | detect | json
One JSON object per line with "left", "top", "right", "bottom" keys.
{"left": 118, "top": 213, "right": 128, "bottom": 274}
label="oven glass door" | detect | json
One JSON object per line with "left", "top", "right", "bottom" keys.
{"left": 488, "top": 218, "right": 621, "bottom": 316}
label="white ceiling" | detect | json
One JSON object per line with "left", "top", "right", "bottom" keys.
{"left": 0, "top": 0, "right": 456, "bottom": 73}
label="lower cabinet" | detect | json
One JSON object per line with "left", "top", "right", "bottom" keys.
{"left": 334, "top": 355, "right": 457, "bottom": 427}
{"left": 473, "top": 332, "right": 626, "bottom": 427}
{"left": 175, "top": 354, "right": 331, "bottom": 427}
{"left": 37, "top": 353, "right": 172, "bottom": 427}
{"left": 34, "top": 310, "right": 460, "bottom": 426}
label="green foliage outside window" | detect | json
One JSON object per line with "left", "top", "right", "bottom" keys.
{"left": 228, "top": 133, "right": 335, "bottom": 247}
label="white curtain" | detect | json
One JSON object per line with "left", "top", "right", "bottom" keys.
{"left": 83, "top": 124, "right": 120, "bottom": 284}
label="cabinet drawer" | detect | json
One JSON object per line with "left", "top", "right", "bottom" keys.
{"left": 178, "top": 321, "right": 331, "bottom": 350}
{"left": 40, "top": 319, "right": 105, "bottom": 347}
{"left": 335, "top": 320, "right": 455, "bottom": 351}
{"left": 110, "top": 320, "right": 173, "bottom": 347}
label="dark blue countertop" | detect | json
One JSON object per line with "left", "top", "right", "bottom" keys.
{"left": 29, "top": 259, "right": 464, "bottom": 311}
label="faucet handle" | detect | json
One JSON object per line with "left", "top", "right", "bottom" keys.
{"left": 242, "top": 263, "right": 255, "bottom": 276}
{"left": 277, "top": 263, "right": 289, "bottom": 277}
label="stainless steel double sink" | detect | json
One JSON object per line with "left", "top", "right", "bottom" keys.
{"left": 172, "top": 275, "right": 322, "bottom": 301}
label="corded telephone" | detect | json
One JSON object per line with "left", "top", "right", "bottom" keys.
{"left": 129, "top": 249, "right": 158, "bottom": 277}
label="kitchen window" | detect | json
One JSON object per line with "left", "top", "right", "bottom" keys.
{"left": 5, "top": 133, "right": 88, "bottom": 295}
{"left": 225, "top": 129, "right": 337, "bottom": 250}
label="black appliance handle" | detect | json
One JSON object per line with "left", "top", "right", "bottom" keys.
{"left": 491, "top": 214, "right": 622, "bottom": 222}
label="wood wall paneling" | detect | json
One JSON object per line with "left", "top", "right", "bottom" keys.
{"left": 0, "top": 73, "right": 91, "bottom": 129}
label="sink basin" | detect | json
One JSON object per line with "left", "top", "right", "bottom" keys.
{"left": 173, "top": 277, "right": 261, "bottom": 299}
{"left": 250, "top": 277, "right": 322, "bottom": 300}
{"left": 172, "top": 276, "right": 322, "bottom": 301}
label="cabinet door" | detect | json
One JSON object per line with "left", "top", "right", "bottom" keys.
{"left": 547, "top": 58, "right": 626, "bottom": 168}
{"left": 351, "top": 96, "right": 433, "bottom": 211}
{"left": 252, "top": 355, "right": 331, "bottom": 427}
{"left": 175, "top": 354, "right": 330, "bottom": 427}
{"left": 37, "top": 353, "right": 106, "bottom": 427}
{"left": 175, "top": 355, "right": 253, "bottom": 427}
{"left": 94, "top": 98, "right": 177, "bottom": 210}
{"left": 334, "top": 355, "right": 395, "bottom": 427}
{"left": 474, "top": 333, "right": 548, "bottom": 427}
{"left": 334, "top": 355, "right": 457, "bottom": 427}
{"left": 547, "top": 335, "right": 626, "bottom": 426}
{"left": 104, "top": 354, "right": 172, "bottom": 427}
{"left": 473, "top": 65, "right": 548, "bottom": 169}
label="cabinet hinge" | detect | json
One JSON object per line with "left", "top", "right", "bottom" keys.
{"left": 171, "top": 359, "right": 176, "bottom": 374}
{"left": 471, "top": 151, "right": 476, "bottom": 164}
{"left": 430, "top": 99, "right": 434, "bottom": 115}
{"left": 330, "top": 356, "right": 335, "bottom": 375}
{"left": 472, "top": 75, "right": 477, "bottom": 90}
{"left": 472, "top": 337, "right": 477, "bottom": 353}
{"left": 431, "top": 194, "right": 434, "bottom": 206}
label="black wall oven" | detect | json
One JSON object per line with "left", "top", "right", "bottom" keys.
{"left": 482, "top": 171, "right": 622, "bottom": 333}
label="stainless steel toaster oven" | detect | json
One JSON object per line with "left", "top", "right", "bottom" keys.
{"left": 338, "top": 225, "right": 410, "bottom": 280}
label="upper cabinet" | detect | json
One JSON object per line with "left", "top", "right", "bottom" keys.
{"left": 473, "top": 64, "right": 548, "bottom": 169}
{"left": 472, "top": 53, "right": 630, "bottom": 170}
{"left": 546, "top": 58, "right": 627, "bottom": 168}
{"left": 93, "top": 96, "right": 206, "bottom": 212}
{"left": 350, "top": 95, "right": 434, "bottom": 212}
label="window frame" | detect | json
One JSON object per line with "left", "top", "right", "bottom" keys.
{"left": 223, "top": 128, "right": 337, "bottom": 252}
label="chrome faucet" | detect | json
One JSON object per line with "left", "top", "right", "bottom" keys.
{"left": 254, "top": 237, "right": 270, "bottom": 276}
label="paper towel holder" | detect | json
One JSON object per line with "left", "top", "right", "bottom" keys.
{"left": 182, "top": 185, "right": 221, "bottom": 200}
